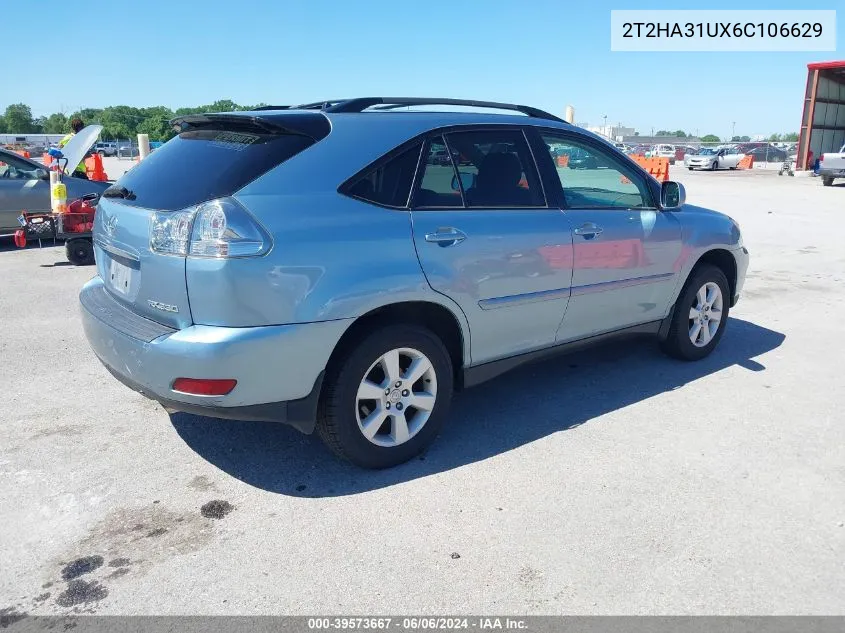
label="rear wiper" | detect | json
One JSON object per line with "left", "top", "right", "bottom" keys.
{"left": 102, "top": 185, "right": 136, "bottom": 200}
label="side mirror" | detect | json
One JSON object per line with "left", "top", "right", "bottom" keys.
{"left": 451, "top": 171, "right": 476, "bottom": 192}
{"left": 661, "top": 181, "right": 686, "bottom": 210}
{"left": 36, "top": 168, "right": 50, "bottom": 180}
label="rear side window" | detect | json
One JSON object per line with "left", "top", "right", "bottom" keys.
{"left": 113, "top": 128, "right": 316, "bottom": 210}
{"left": 414, "top": 136, "right": 465, "bottom": 208}
{"left": 344, "top": 142, "right": 422, "bottom": 207}
{"left": 414, "top": 129, "right": 545, "bottom": 209}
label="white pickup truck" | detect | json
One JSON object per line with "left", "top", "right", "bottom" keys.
{"left": 819, "top": 144, "right": 845, "bottom": 186}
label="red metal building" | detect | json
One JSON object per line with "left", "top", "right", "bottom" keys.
{"left": 797, "top": 60, "right": 845, "bottom": 170}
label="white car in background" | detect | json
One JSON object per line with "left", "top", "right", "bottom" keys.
{"left": 684, "top": 146, "right": 745, "bottom": 171}
{"left": 651, "top": 144, "right": 677, "bottom": 164}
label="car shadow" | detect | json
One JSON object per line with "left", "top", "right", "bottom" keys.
{"left": 171, "top": 317, "right": 784, "bottom": 497}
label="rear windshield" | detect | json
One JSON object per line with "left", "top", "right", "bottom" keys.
{"left": 112, "top": 128, "right": 315, "bottom": 209}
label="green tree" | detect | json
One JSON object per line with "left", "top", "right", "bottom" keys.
{"left": 0, "top": 115, "right": 6, "bottom": 133}
{"left": 783, "top": 132, "right": 799, "bottom": 142}
{"left": 655, "top": 130, "right": 671, "bottom": 136}
{"left": 700, "top": 134, "right": 721, "bottom": 143}
{"left": 174, "top": 106, "right": 205, "bottom": 116}
{"left": 136, "top": 106, "right": 175, "bottom": 141}
{"left": 68, "top": 108, "right": 104, "bottom": 125}
{"left": 208, "top": 99, "right": 241, "bottom": 112}
{"left": 3, "top": 103, "right": 38, "bottom": 132}
{"left": 96, "top": 106, "right": 143, "bottom": 140}
{"left": 42, "top": 113, "right": 69, "bottom": 133}
{"left": 730, "top": 135, "right": 750, "bottom": 142}
{"left": 673, "top": 130, "right": 687, "bottom": 138}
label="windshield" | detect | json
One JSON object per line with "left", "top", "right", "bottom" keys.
{"left": 697, "top": 148, "right": 716, "bottom": 155}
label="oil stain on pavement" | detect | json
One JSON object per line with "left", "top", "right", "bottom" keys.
{"left": 29, "top": 500, "right": 236, "bottom": 613}
{"left": 200, "top": 499, "right": 234, "bottom": 519}
{"left": 56, "top": 579, "right": 108, "bottom": 607}
{"left": 61, "top": 555, "right": 104, "bottom": 581}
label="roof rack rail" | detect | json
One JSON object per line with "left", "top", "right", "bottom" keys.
{"left": 288, "top": 97, "right": 565, "bottom": 122}
{"left": 295, "top": 101, "right": 348, "bottom": 110}
{"left": 252, "top": 105, "right": 292, "bottom": 111}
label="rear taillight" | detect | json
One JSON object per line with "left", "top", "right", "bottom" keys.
{"left": 149, "top": 197, "right": 271, "bottom": 258}
{"left": 189, "top": 198, "right": 271, "bottom": 258}
{"left": 150, "top": 210, "right": 193, "bottom": 256}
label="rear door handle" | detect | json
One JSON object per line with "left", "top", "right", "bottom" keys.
{"left": 574, "top": 223, "right": 604, "bottom": 239}
{"left": 425, "top": 227, "right": 467, "bottom": 247}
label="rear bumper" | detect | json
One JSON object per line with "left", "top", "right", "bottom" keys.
{"left": 102, "top": 363, "right": 323, "bottom": 433}
{"left": 79, "top": 277, "right": 352, "bottom": 433}
{"left": 819, "top": 167, "right": 845, "bottom": 178}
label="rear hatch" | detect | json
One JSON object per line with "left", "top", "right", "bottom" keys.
{"left": 93, "top": 111, "right": 329, "bottom": 329}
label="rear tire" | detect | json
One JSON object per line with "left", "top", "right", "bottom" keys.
{"left": 660, "top": 264, "right": 730, "bottom": 361}
{"left": 688, "top": 167, "right": 693, "bottom": 171}
{"left": 822, "top": 176, "right": 833, "bottom": 187}
{"left": 317, "top": 325, "right": 454, "bottom": 469}
{"left": 66, "top": 239, "right": 94, "bottom": 266}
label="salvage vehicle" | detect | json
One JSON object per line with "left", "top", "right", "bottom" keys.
{"left": 651, "top": 144, "right": 677, "bottom": 164}
{"left": 0, "top": 147, "right": 109, "bottom": 235}
{"left": 80, "top": 97, "right": 749, "bottom": 468}
{"left": 684, "top": 146, "right": 745, "bottom": 171}
{"left": 819, "top": 144, "right": 845, "bottom": 186}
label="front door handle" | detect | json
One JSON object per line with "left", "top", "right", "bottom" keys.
{"left": 425, "top": 227, "right": 467, "bottom": 247}
{"left": 574, "top": 223, "right": 604, "bottom": 239}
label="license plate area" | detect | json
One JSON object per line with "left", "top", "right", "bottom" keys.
{"left": 107, "top": 255, "right": 138, "bottom": 297}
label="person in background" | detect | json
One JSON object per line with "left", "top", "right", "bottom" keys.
{"left": 58, "top": 118, "right": 88, "bottom": 178}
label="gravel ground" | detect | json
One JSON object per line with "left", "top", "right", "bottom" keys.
{"left": 0, "top": 169, "right": 843, "bottom": 616}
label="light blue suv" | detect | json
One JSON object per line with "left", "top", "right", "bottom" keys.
{"left": 80, "top": 97, "right": 749, "bottom": 468}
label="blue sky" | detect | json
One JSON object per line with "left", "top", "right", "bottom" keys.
{"left": 5, "top": 0, "right": 841, "bottom": 138}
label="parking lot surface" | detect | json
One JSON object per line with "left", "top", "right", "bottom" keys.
{"left": 1, "top": 169, "right": 843, "bottom": 616}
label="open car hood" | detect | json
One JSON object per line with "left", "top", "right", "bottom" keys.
{"left": 58, "top": 125, "right": 103, "bottom": 175}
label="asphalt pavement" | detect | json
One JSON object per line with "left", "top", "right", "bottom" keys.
{"left": 0, "top": 168, "right": 843, "bottom": 616}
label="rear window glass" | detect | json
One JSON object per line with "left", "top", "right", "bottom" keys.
{"left": 113, "top": 129, "right": 315, "bottom": 209}
{"left": 344, "top": 142, "right": 422, "bottom": 207}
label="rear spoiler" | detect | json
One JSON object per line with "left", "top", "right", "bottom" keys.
{"left": 170, "top": 112, "right": 330, "bottom": 141}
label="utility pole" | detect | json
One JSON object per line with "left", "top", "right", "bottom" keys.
{"left": 732, "top": 121, "right": 736, "bottom": 140}
{"left": 602, "top": 114, "right": 608, "bottom": 137}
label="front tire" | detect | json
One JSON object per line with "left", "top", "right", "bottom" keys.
{"left": 661, "top": 264, "right": 730, "bottom": 361}
{"left": 317, "top": 325, "right": 454, "bottom": 468}
{"left": 711, "top": 160, "right": 719, "bottom": 171}
{"left": 822, "top": 176, "right": 833, "bottom": 186}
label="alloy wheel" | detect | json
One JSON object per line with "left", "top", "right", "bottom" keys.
{"left": 688, "top": 282, "right": 723, "bottom": 347}
{"left": 355, "top": 347, "right": 438, "bottom": 447}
